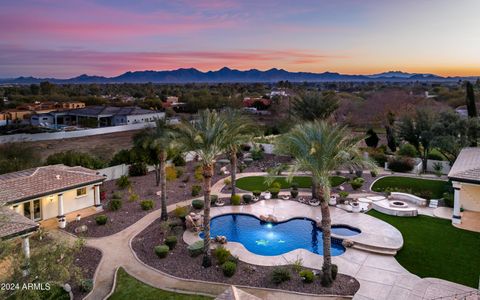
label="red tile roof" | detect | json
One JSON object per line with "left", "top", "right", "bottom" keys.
{"left": 0, "top": 165, "right": 105, "bottom": 205}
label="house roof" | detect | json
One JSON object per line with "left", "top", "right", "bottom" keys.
{"left": 448, "top": 147, "right": 480, "bottom": 184}
{"left": 58, "top": 106, "right": 161, "bottom": 117}
{"left": 0, "top": 165, "right": 105, "bottom": 205}
{"left": 0, "top": 206, "right": 38, "bottom": 239}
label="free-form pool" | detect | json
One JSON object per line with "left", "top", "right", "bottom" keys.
{"left": 200, "top": 214, "right": 360, "bottom": 256}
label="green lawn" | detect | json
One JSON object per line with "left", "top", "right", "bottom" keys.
{"left": 367, "top": 210, "right": 480, "bottom": 288}
{"left": 235, "top": 175, "right": 346, "bottom": 191}
{"left": 109, "top": 268, "right": 213, "bottom": 300}
{"left": 371, "top": 176, "right": 451, "bottom": 199}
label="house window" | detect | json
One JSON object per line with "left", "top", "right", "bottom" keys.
{"left": 76, "top": 187, "right": 87, "bottom": 197}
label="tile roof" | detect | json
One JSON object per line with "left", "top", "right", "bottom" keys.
{"left": 0, "top": 165, "right": 105, "bottom": 205}
{"left": 0, "top": 206, "right": 38, "bottom": 239}
{"left": 448, "top": 148, "right": 480, "bottom": 183}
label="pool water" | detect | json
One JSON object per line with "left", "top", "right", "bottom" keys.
{"left": 200, "top": 214, "right": 360, "bottom": 256}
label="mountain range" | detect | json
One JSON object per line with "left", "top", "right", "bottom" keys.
{"left": 0, "top": 67, "right": 477, "bottom": 84}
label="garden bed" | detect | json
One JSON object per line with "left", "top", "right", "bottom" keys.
{"left": 65, "top": 160, "right": 224, "bottom": 237}
{"left": 72, "top": 246, "right": 102, "bottom": 300}
{"left": 132, "top": 217, "right": 360, "bottom": 297}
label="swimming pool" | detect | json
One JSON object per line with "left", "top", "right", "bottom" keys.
{"left": 200, "top": 214, "right": 360, "bottom": 256}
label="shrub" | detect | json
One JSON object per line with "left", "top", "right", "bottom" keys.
{"left": 252, "top": 190, "right": 261, "bottom": 197}
{"left": 299, "top": 269, "right": 315, "bottom": 283}
{"left": 222, "top": 261, "right": 237, "bottom": 277}
{"left": 95, "top": 215, "right": 108, "bottom": 225}
{"left": 210, "top": 194, "right": 218, "bottom": 205}
{"left": 191, "top": 185, "right": 201, "bottom": 197}
{"left": 154, "top": 245, "right": 170, "bottom": 258}
{"left": 172, "top": 154, "right": 186, "bottom": 166}
{"left": 339, "top": 191, "right": 349, "bottom": 198}
{"left": 370, "top": 169, "right": 378, "bottom": 177}
{"left": 241, "top": 144, "right": 251, "bottom": 151}
{"left": 443, "top": 192, "right": 454, "bottom": 207}
{"left": 332, "top": 264, "right": 338, "bottom": 280}
{"left": 128, "top": 192, "right": 139, "bottom": 202}
{"left": 80, "top": 279, "right": 93, "bottom": 292}
{"left": 433, "top": 162, "right": 443, "bottom": 177}
{"left": 291, "top": 182, "right": 299, "bottom": 190}
{"left": 418, "top": 190, "right": 433, "bottom": 200}
{"left": 388, "top": 156, "right": 415, "bottom": 173}
{"left": 428, "top": 149, "right": 444, "bottom": 161}
{"left": 187, "top": 240, "right": 204, "bottom": 257}
{"left": 226, "top": 255, "right": 239, "bottom": 264}
{"left": 350, "top": 177, "right": 364, "bottom": 190}
{"left": 290, "top": 190, "right": 299, "bottom": 198}
{"left": 194, "top": 165, "right": 203, "bottom": 181}
{"left": 365, "top": 128, "right": 380, "bottom": 148}
{"left": 251, "top": 147, "right": 264, "bottom": 161}
{"left": 270, "top": 181, "right": 281, "bottom": 189}
{"left": 192, "top": 199, "right": 204, "bottom": 209}
{"left": 369, "top": 150, "right": 388, "bottom": 167}
{"left": 112, "top": 192, "right": 122, "bottom": 199}
{"left": 116, "top": 175, "right": 131, "bottom": 189}
{"left": 165, "top": 236, "right": 177, "bottom": 250}
{"left": 174, "top": 206, "right": 188, "bottom": 219}
{"left": 398, "top": 143, "right": 418, "bottom": 157}
{"left": 214, "top": 247, "right": 232, "bottom": 265}
{"left": 176, "top": 167, "right": 184, "bottom": 178}
{"left": 355, "top": 169, "right": 363, "bottom": 178}
{"left": 231, "top": 195, "right": 241, "bottom": 205}
{"left": 128, "top": 162, "right": 147, "bottom": 177}
{"left": 269, "top": 188, "right": 280, "bottom": 198}
{"left": 223, "top": 178, "right": 232, "bottom": 186}
{"left": 140, "top": 200, "right": 154, "bottom": 211}
{"left": 271, "top": 267, "right": 291, "bottom": 284}
{"left": 242, "top": 194, "right": 252, "bottom": 203}
{"left": 166, "top": 166, "right": 178, "bottom": 181}
{"left": 108, "top": 199, "right": 122, "bottom": 211}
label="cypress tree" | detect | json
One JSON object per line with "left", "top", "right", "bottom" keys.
{"left": 466, "top": 81, "right": 477, "bottom": 118}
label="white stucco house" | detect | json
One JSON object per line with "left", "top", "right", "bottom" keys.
{"left": 447, "top": 147, "right": 480, "bottom": 224}
{"left": 0, "top": 165, "right": 105, "bottom": 257}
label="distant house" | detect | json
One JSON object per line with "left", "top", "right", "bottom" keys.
{"left": 0, "top": 165, "right": 106, "bottom": 257}
{"left": 242, "top": 97, "right": 272, "bottom": 108}
{"left": 269, "top": 89, "right": 288, "bottom": 97}
{"left": 31, "top": 105, "right": 165, "bottom": 128}
{"left": 447, "top": 147, "right": 480, "bottom": 224}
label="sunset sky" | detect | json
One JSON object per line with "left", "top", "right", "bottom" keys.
{"left": 1, "top": 0, "right": 479, "bottom": 78}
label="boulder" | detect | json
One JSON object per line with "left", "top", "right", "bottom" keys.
{"left": 187, "top": 240, "right": 204, "bottom": 257}
{"left": 260, "top": 214, "right": 277, "bottom": 223}
{"left": 74, "top": 225, "right": 88, "bottom": 233}
{"left": 214, "top": 235, "right": 228, "bottom": 244}
{"left": 342, "top": 239, "right": 354, "bottom": 247}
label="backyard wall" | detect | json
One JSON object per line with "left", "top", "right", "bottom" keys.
{"left": 460, "top": 183, "right": 480, "bottom": 212}
{"left": 0, "top": 122, "right": 156, "bottom": 143}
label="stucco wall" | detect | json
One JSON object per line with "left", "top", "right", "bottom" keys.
{"left": 460, "top": 183, "right": 480, "bottom": 212}
{"left": 10, "top": 184, "right": 96, "bottom": 220}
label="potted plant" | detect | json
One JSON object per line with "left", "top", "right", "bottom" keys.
{"left": 351, "top": 201, "right": 361, "bottom": 213}
{"left": 76, "top": 214, "right": 81, "bottom": 222}
{"left": 329, "top": 194, "right": 337, "bottom": 206}
{"left": 58, "top": 217, "right": 67, "bottom": 228}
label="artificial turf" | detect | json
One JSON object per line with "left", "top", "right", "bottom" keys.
{"left": 235, "top": 175, "right": 346, "bottom": 191}
{"left": 109, "top": 268, "right": 212, "bottom": 300}
{"left": 371, "top": 176, "right": 451, "bottom": 199}
{"left": 367, "top": 210, "right": 480, "bottom": 288}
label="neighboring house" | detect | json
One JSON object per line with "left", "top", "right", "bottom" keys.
{"left": 31, "top": 106, "right": 165, "bottom": 128}
{"left": 447, "top": 147, "right": 480, "bottom": 224}
{"left": 269, "top": 89, "right": 288, "bottom": 97}
{"left": 0, "top": 164, "right": 105, "bottom": 258}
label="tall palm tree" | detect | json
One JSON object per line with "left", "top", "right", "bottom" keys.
{"left": 133, "top": 119, "right": 175, "bottom": 221}
{"left": 175, "top": 109, "right": 231, "bottom": 267}
{"left": 223, "top": 109, "right": 256, "bottom": 197}
{"left": 275, "top": 121, "right": 375, "bottom": 286}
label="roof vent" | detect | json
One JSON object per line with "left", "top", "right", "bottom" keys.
{"left": 56, "top": 175, "right": 61, "bottom": 180}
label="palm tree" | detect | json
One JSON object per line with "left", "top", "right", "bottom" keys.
{"left": 223, "top": 109, "right": 256, "bottom": 197}
{"left": 275, "top": 121, "right": 375, "bottom": 286}
{"left": 175, "top": 109, "right": 231, "bottom": 267}
{"left": 291, "top": 91, "right": 339, "bottom": 121}
{"left": 133, "top": 119, "right": 175, "bottom": 221}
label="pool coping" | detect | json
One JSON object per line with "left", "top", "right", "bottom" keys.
{"left": 183, "top": 200, "right": 404, "bottom": 266}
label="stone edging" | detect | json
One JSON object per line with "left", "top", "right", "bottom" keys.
{"left": 102, "top": 265, "right": 120, "bottom": 300}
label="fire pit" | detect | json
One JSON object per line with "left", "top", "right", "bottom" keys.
{"left": 389, "top": 201, "right": 409, "bottom": 208}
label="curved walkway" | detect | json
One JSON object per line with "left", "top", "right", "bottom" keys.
{"left": 80, "top": 172, "right": 476, "bottom": 300}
